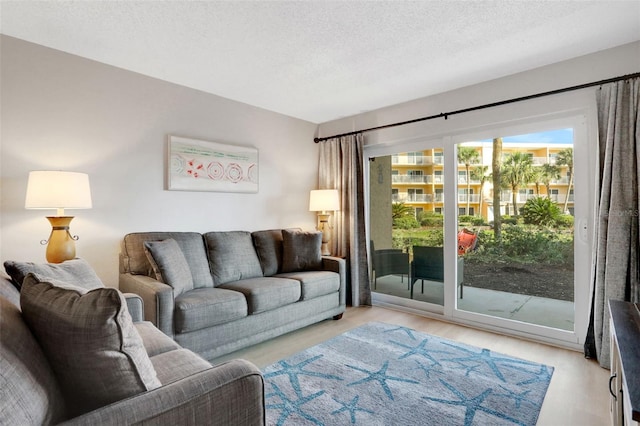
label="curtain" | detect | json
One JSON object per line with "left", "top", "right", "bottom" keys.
{"left": 585, "top": 77, "right": 640, "bottom": 367}
{"left": 318, "top": 133, "right": 371, "bottom": 307}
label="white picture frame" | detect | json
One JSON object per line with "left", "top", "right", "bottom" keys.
{"left": 167, "top": 135, "right": 258, "bottom": 193}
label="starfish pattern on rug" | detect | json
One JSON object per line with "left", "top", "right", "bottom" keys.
{"left": 346, "top": 360, "right": 419, "bottom": 400}
{"left": 331, "top": 395, "right": 374, "bottom": 424}
{"left": 265, "top": 382, "right": 325, "bottom": 426}
{"left": 263, "top": 322, "right": 553, "bottom": 426}
{"left": 383, "top": 325, "right": 418, "bottom": 340}
{"left": 422, "top": 379, "right": 525, "bottom": 426}
{"left": 263, "top": 354, "right": 342, "bottom": 392}
{"left": 412, "top": 359, "right": 441, "bottom": 379}
{"left": 391, "top": 337, "right": 450, "bottom": 365}
{"left": 495, "top": 385, "right": 535, "bottom": 409}
{"left": 517, "top": 364, "right": 554, "bottom": 386}
{"left": 444, "top": 343, "right": 538, "bottom": 383}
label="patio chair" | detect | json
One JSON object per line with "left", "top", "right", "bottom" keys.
{"left": 457, "top": 228, "right": 478, "bottom": 255}
{"left": 410, "top": 246, "right": 464, "bottom": 299}
{"left": 370, "top": 241, "right": 410, "bottom": 289}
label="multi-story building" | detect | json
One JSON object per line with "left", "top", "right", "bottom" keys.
{"left": 391, "top": 142, "right": 574, "bottom": 221}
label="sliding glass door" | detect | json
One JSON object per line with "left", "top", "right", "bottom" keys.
{"left": 369, "top": 147, "right": 446, "bottom": 308}
{"left": 366, "top": 114, "right": 592, "bottom": 347}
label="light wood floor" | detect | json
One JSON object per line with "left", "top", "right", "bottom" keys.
{"left": 215, "top": 306, "right": 610, "bottom": 426}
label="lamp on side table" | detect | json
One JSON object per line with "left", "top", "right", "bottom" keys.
{"left": 25, "top": 171, "right": 92, "bottom": 263}
{"left": 309, "top": 189, "right": 340, "bottom": 256}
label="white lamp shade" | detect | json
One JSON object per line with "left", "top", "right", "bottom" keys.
{"left": 25, "top": 171, "right": 92, "bottom": 211}
{"left": 309, "top": 189, "right": 339, "bottom": 212}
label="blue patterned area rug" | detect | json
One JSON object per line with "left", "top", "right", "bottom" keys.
{"left": 263, "top": 322, "right": 554, "bottom": 425}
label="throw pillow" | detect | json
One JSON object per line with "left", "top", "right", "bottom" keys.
{"left": 281, "top": 229, "right": 323, "bottom": 272}
{"left": 143, "top": 239, "right": 194, "bottom": 296}
{"left": 3, "top": 258, "right": 103, "bottom": 291}
{"left": 204, "top": 231, "right": 264, "bottom": 285}
{"left": 20, "top": 273, "right": 161, "bottom": 417}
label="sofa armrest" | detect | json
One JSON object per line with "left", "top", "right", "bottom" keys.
{"left": 60, "top": 359, "right": 265, "bottom": 426}
{"left": 119, "top": 273, "right": 175, "bottom": 337}
{"left": 123, "top": 293, "right": 144, "bottom": 322}
{"left": 322, "top": 256, "right": 346, "bottom": 307}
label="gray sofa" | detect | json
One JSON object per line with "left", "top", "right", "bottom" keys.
{"left": 0, "top": 261, "right": 264, "bottom": 425}
{"left": 119, "top": 229, "right": 346, "bottom": 361}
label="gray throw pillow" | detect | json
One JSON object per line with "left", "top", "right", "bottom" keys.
{"left": 143, "top": 239, "right": 194, "bottom": 296}
{"left": 3, "top": 258, "right": 103, "bottom": 291}
{"left": 20, "top": 273, "right": 162, "bottom": 417}
{"left": 281, "top": 229, "right": 323, "bottom": 272}
{"left": 204, "top": 231, "right": 264, "bottom": 285}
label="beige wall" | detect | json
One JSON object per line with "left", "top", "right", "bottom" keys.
{"left": 318, "top": 42, "right": 640, "bottom": 145}
{"left": 0, "top": 36, "right": 319, "bottom": 286}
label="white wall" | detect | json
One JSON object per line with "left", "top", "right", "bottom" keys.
{"left": 0, "top": 36, "right": 320, "bottom": 287}
{"left": 318, "top": 41, "right": 640, "bottom": 145}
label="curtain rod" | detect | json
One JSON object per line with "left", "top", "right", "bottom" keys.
{"left": 313, "top": 71, "right": 640, "bottom": 143}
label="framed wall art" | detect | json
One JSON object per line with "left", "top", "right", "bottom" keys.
{"left": 167, "top": 135, "right": 258, "bottom": 193}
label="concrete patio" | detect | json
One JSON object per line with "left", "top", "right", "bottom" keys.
{"left": 372, "top": 274, "right": 574, "bottom": 331}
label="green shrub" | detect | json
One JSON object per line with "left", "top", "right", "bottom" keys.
{"left": 420, "top": 212, "right": 443, "bottom": 227}
{"left": 393, "top": 216, "right": 420, "bottom": 229}
{"left": 520, "top": 196, "right": 561, "bottom": 226}
{"left": 466, "top": 224, "right": 573, "bottom": 265}
{"left": 392, "top": 229, "right": 444, "bottom": 252}
{"left": 555, "top": 214, "right": 574, "bottom": 228}
{"left": 458, "top": 215, "right": 475, "bottom": 224}
{"left": 501, "top": 215, "right": 519, "bottom": 225}
{"left": 470, "top": 216, "right": 486, "bottom": 226}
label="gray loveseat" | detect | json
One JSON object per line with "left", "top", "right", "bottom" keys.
{"left": 119, "top": 229, "right": 346, "bottom": 361}
{"left": 0, "top": 260, "right": 264, "bottom": 425}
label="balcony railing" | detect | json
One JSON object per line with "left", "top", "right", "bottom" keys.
{"left": 392, "top": 193, "right": 446, "bottom": 203}
{"left": 392, "top": 175, "right": 445, "bottom": 184}
{"left": 457, "top": 177, "right": 480, "bottom": 184}
{"left": 392, "top": 155, "right": 433, "bottom": 165}
{"left": 458, "top": 194, "right": 480, "bottom": 203}
{"left": 392, "top": 175, "right": 431, "bottom": 184}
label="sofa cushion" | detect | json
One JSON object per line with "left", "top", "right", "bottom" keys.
{"left": 135, "top": 321, "right": 182, "bottom": 357}
{"left": 122, "top": 232, "right": 214, "bottom": 288}
{"left": 252, "top": 229, "right": 285, "bottom": 276}
{"left": 204, "top": 231, "right": 263, "bottom": 285}
{"left": 150, "top": 348, "right": 212, "bottom": 385}
{"left": 219, "top": 277, "right": 301, "bottom": 314}
{"left": 4, "top": 257, "right": 103, "bottom": 291}
{"left": 0, "top": 296, "right": 66, "bottom": 425}
{"left": 174, "top": 288, "right": 248, "bottom": 333}
{"left": 20, "top": 273, "right": 162, "bottom": 417}
{"left": 281, "top": 230, "right": 323, "bottom": 273}
{"left": 144, "top": 238, "right": 194, "bottom": 296}
{"left": 276, "top": 270, "right": 341, "bottom": 300}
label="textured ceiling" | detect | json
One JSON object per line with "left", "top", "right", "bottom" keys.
{"left": 1, "top": 1, "right": 639, "bottom": 123}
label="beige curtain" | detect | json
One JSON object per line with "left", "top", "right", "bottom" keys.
{"left": 585, "top": 77, "right": 640, "bottom": 367}
{"left": 318, "top": 133, "right": 371, "bottom": 306}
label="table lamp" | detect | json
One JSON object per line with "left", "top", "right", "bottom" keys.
{"left": 25, "top": 171, "right": 92, "bottom": 263}
{"left": 309, "top": 189, "right": 340, "bottom": 256}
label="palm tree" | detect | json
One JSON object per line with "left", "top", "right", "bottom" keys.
{"left": 529, "top": 167, "right": 543, "bottom": 196}
{"left": 470, "top": 165, "right": 489, "bottom": 219}
{"left": 555, "top": 148, "right": 574, "bottom": 213}
{"left": 501, "top": 152, "right": 534, "bottom": 217}
{"left": 492, "top": 138, "right": 503, "bottom": 240}
{"left": 457, "top": 146, "right": 480, "bottom": 215}
{"left": 392, "top": 202, "right": 414, "bottom": 220}
{"left": 540, "top": 163, "right": 561, "bottom": 200}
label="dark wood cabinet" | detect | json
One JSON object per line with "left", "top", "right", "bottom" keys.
{"left": 609, "top": 300, "right": 640, "bottom": 426}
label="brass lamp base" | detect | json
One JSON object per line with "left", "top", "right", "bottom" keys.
{"left": 317, "top": 212, "right": 331, "bottom": 256}
{"left": 44, "top": 216, "right": 77, "bottom": 263}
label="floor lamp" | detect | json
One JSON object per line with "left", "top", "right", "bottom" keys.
{"left": 25, "top": 171, "right": 92, "bottom": 263}
{"left": 309, "top": 189, "right": 340, "bottom": 256}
